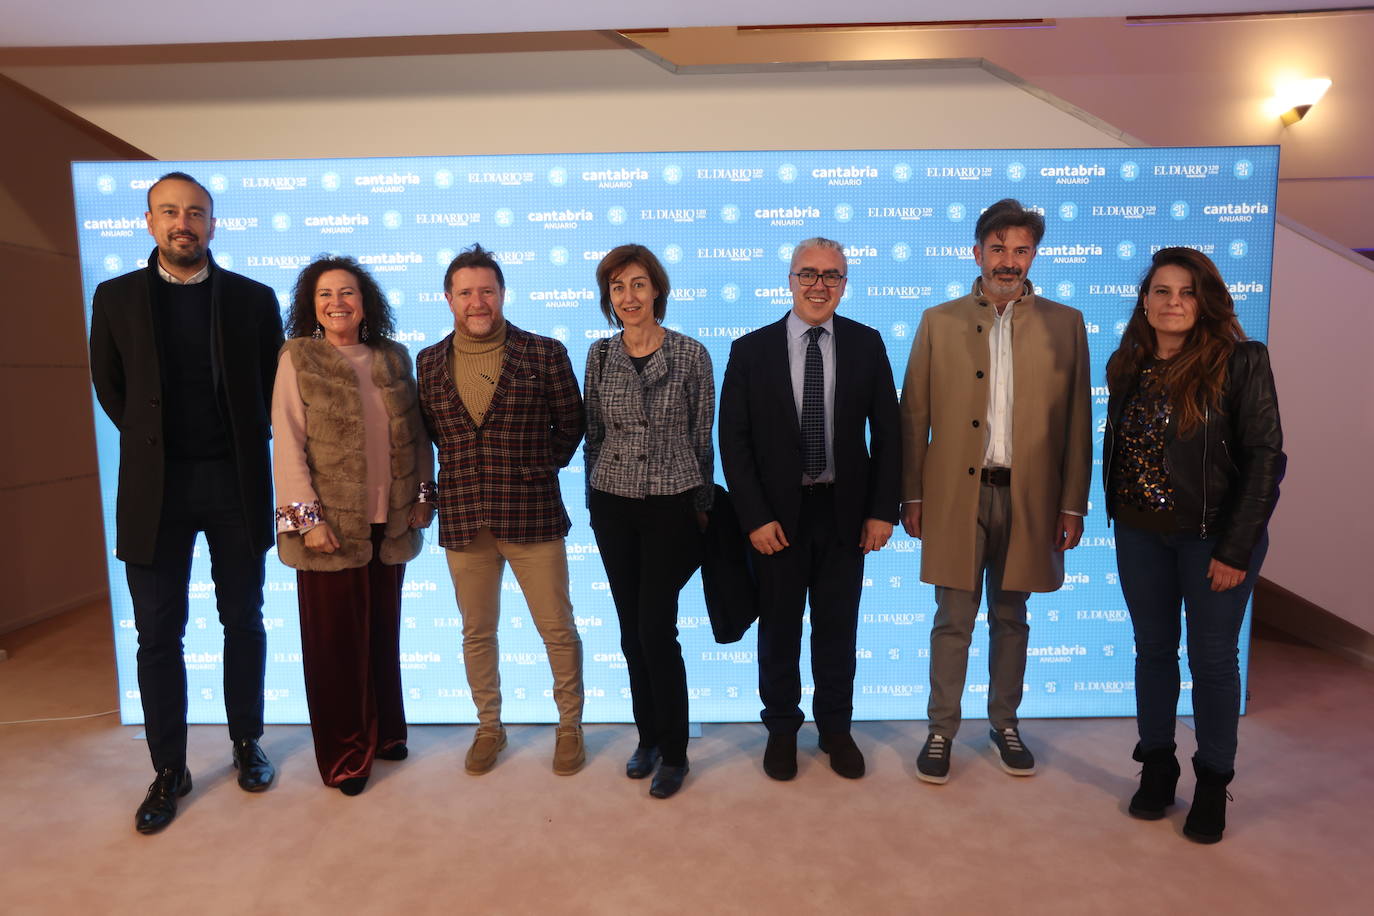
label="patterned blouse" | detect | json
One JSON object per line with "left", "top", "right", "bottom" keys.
{"left": 1111, "top": 361, "right": 1174, "bottom": 513}
{"left": 583, "top": 329, "right": 715, "bottom": 511}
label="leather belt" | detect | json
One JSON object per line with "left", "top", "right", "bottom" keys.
{"left": 980, "top": 467, "right": 1011, "bottom": 487}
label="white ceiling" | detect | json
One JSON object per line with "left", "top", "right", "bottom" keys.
{"left": 0, "top": 1, "right": 1350, "bottom": 47}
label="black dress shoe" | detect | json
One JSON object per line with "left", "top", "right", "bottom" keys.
{"left": 819, "top": 732, "right": 866, "bottom": 779}
{"left": 338, "top": 776, "right": 368, "bottom": 796}
{"left": 135, "top": 767, "right": 192, "bottom": 835}
{"left": 376, "top": 744, "right": 409, "bottom": 761}
{"left": 763, "top": 731, "right": 798, "bottom": 781}
{"left": 626, "top": 746, "right": 660, "bottom": 779}
{"left": 649, "top": 763, "right": 689, "bottom": 799}
{"left": 231, "top": 738, "right": 276, "bottom": 792}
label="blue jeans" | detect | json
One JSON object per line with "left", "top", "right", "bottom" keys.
{"left": 1114, "top": 522, "right": 1268, "bottom": 773}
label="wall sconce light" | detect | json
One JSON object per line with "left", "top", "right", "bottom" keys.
{"left": 1265, "top": 77, "right": 1332, "bottom": 126}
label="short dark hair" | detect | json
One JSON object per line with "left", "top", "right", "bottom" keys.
{"left": 146, "top": 171, "right": 214, "bottom": 215}
{"left": 285, "top": 255, "right": 396, "bottom": 346}
{"left": 974, "top": 198, "right": 1044, "bottom": 248}
{"left": 444, "top": 243, "right": 504, "bottom": 293}
{"left": 595, "top": 244, "right": 671, "bottom": 327}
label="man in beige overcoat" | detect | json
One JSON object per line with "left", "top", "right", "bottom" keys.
{"left": 900, "top": 198, "right": 1091, "bottom": 784}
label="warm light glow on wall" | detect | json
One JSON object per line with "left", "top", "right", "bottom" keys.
{"left": 1264, "top": 77, "right": 1332, "bottom": 125}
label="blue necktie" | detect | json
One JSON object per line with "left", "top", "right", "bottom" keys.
{"left": 802, "top": 326, "right": 826, "bottom": 479}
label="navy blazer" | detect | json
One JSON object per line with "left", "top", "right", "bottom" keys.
{"left": 718, "top": 313, "right": 901, "bottom": 545}
{"left": 89, "top": 250, "right": 283, "bottom": 564}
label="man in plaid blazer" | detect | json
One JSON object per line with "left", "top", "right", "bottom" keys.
{"left": 416, "top": 244, "right": 587, "bottom": 776}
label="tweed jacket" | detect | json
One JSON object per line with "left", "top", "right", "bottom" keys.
{"left": 719, "top": 313, "right": 901, "bottom": 546}
{"left": 89, "top": 249, "right": 283, "bottom": 564}
{"left": 273, "top": 337, "right": 431, "bottom": 572}
{"left": 583, "top": 329, "right": 715, "bottom": 511}
{"left": 900, "top": 283, "right": 1092, "bottom": 593}
{"left": 417, "top": 323, "right": 585, "bottom": 547}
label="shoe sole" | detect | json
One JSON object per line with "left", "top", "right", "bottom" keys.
{"left": 1183, "top": 826, "right": 1223, "bottom": 844}
{"left": 465, "top": 734, "right": 508, "bottom": 775}
{"left": 915, "top": 769, "right": 949, "bottom": 785}
{"left": 134, "top": 772, "right": 192, "bottom": 835}
{"left": 1128, "top": 802, "right": 1173, "bottom": 820}
{"left": 997, "top": 759, "right": 1037, "bottom": 776}
{"left": 553, "top": 752, "right": 586, "bottom": 776}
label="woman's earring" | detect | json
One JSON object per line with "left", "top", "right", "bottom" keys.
{"left": 311, "top": 323, "right": 324, "bottom": 340}
{"left": 359, "top": 319, "right": 370, "bottom": 342}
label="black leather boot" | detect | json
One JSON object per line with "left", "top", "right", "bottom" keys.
{"left": 1128, "top": 742, "right": 1180, "bottom": 820}
{"left": 1183, "top": 756, "right": 1234, "bottom": 844}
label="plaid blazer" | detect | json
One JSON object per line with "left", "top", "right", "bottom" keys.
{"left": 417, "top": 323, "right": 585, "bottom": 547}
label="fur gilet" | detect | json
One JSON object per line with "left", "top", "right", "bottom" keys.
{"left": 276, "top": 337, "right": 426, "bottom": 571}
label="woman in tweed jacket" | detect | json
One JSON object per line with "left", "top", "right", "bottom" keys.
{"left": 584, "top": 244, "right": 714, "bottom": 800}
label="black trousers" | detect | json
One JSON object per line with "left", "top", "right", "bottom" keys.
{"left": 125, "top": 458, "right": 267, "bottom": 771}
{"left": 754, "top": 485, "right": 863, "bottom": 736}
{"left": 590, "top": 488, "right": 702, "bottom": 766}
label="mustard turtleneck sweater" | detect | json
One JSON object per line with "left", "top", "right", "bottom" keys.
{"left": 448, "top": 319, "right": 507, "bottom": 425}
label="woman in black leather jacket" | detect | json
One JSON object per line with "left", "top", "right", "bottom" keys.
{"left": 1104, "top": 247, "right": 1284, "bottom": 845}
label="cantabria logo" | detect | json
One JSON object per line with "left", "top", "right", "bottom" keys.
{"left": 357, "top": 251, "right": 423, "bottom": 272}
{"left": 1204, "top": 201, "right": 1269, "bottom": 223}
{"left": 84, "top": 216, "right": 141, "bottom": 238}
{"left": 813, "top": 165, "right": 877, "bottom": 186}
{"left": 1154, "top": 163, "right": 1220, "bottom": 178}
{"left": 529, "top": 208, "right": 592, "bottom": 228}
{"left": 354, "top": 172, "right": 419, "bottom": 192}
{"left": 1228, "top": 280, "right": 1264, "bottom": 300}
{"left": 1040, "top": 163, "right": 1106, "bottom": 184}
{"left": 697, "top": 166, "right": 764, "bottom": 182}
{"left": 926, "top": 165, "right": 992, "bottom": 180}
{"left": 303, "top": 213, "right": 368, "bottom": 234}
{"left": 581, "top": 167, "right": 648, "bottom": 188}
{"left": 843, "top": 244, "right": 876, "bottom": 261}
{"left": 754, "top": 205, "right": 819, "bottom": 227}
{"left": 529, "top": 288, "right": 593, "bottom": 308}
{"left": 754, "top": 286, "right": 791, "bottom": 306}
{"left": 244, "top": 176, "right": 308, "bottom": 190}
{"left": 1039, "top": 243, "right": 1103, "bottom": 262}
{"left": 468, "top": 170, "right": 534, "bottom": 186}
{"left": 868, "top": 205, "right": 934, "bottom": 221}
{"left": 640, "top": 207, "right": 706, "bottom": 223}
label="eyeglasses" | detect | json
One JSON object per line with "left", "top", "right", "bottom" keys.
{"left": 790, "top": 269, "right": 847, "bottom": 288}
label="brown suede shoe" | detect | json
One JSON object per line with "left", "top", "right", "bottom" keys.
{"left": 464, "top": 726, "right": 507, "bottom": 775}
{"left": 552, "top": 725, "right": 586, "bottom": 776}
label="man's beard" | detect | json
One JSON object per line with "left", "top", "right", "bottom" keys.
{"left": 160, "top": 236, "right": 205, "bottom": 267}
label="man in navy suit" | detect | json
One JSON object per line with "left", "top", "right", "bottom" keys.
{"left": 719, "top": 237, "right": 901, "bottom": 780}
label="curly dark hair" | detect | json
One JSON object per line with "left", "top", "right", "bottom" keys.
{"left": 285, "top": 255, "right": 396, "bottom": 344}
{"left": 1107, "top": 247, "right": 1247, "bottom": 435}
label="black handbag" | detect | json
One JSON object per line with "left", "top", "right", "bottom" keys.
{"left": 699, "top": 484, "right": 759, "bottom": 644}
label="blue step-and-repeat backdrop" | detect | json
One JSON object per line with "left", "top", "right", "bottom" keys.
{"left": 72, "top": 146, "right": 1278, "bottom": 725}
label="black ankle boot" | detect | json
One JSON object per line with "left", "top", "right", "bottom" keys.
{"left": 1183, "top": 756, "right": 1234, "bottom": 844}
{"left": 1128, "top": 742, "right": 1180, "bottom": 820}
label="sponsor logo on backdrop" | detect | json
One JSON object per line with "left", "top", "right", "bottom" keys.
{"left": 861, "top": 684, "right": 923, "bottom": 696}
{"left": 318, "top": 172, "right": 341, "bottom": 191}
{"left": 356, "top": 251, "right": 423, "bottom": 271}
{"left": 891, "top": 243, "right": 911, "bottom": 261}
{"left": 1155, "top": 163, "right": 1221, "bottom": 179}
{"left": 663, "top": 244, "right": 684, "bottom": 264}
{"left": 946, "top": 281, "right": 966, "bottom": 299}
{"left": 843, "top": 244, "right": 875, "bottom": 263}
{"left": 1076, "top": 609, "right": 1130, "bottom": 622}
{"left": 581, "top": 167, "right": 649, "bottom": 189}
{"left": 777, "top": 244, "right": 795, "bottom": 262}
{"left": 468, "top": 170, "right": 535, "bottom": 186}
{"left": 696, "top": 326, "right": 756, "bottom": 339}
{"left": 129, "top": 178, "right": 156, "bottom": 190}
{"left": 529, "top": 208, "right": 592, "bottom": 229}
{"left": 547, "top": 167, "right": 569, "bottom": 186}
{"left": 1120, "top": 161, "right": 1140, "bottom": 181}
{"left": 354, "top": 172, "right": 419, "bottom": 192}
{"left": 400, "top": 651, "right": 442, "bottom": 670}
{"left": 1041, "top": 163, "right": 1106, "bottom": 184}
{"left": 394, "top": 330, "right": 427, "bottom": 343}
{"left": 96, "top": 175, "right": 117, "bottom": 194}
{"left": 721, "top": 284, "right": 741, "bottom": 302}
{"left": 243, "top": 176, "right": 308, "bottom": 190}
{"left": 1091, "top": 204, "right": 1156, "bottom": 219}
{"left": 1055, "top": 281, "right": 1075, "bottom": 299}
{"left": 272, "top": 213, "right": 291, "bottom": 231}
{"left": 696, "top": 246, "right": 764, "bottom": 262}
{"left": 416, "top": 212, "right": 480, "bottom": 228}
{"left": 1089, "top": 283, "right": 1138, "bottom": 297}
{"left": 582, "top": 249, "right": 609, "bottom": 262}
{"left": 1040, "top": 242, "right": 1103, "bottom": 264}
{"left": 947, "top": 203, "right": 967, "bottom": 221}
{"left": 927, "top": 165, "right": 993, "bottom": 181}
{"left": 303, "top": 213, "right": 369, "bottom": 233}
{"left": 701, "top": 650, "right": 757, "bottom": 663}
{"left": 867, "top": 285, "right": 933, "bottom": 301}
{"left": 698, "top": 166, "right": 764, "bottom": 182}
{"left": 753, "top": 205, "right": 820, "bottom": 227}
{"left": 661, "top": 164, "right": 683, "bottom": 185}
{"left": 640, "top": 207, "right": 707, "bottom": 223}
{"left": 493, "top": 249, "right": 536, "bottom": 266}
{"left": 606, "top": 206, "right": 627, "bottom": 225}
{"left": 207, "top": 174, "right": 229, "bottom": 193}
{"left": 1074, "top": 680, "right": 1133, "bottom": 693}
{"left": 777, "top": 163, "right": 798, "bottom": 183}
{"left": 1234, "top": 159, "right": 1254, "bottom": 179}
{"left": 549, "top": 247, "right": 570, "bottom": 266}
{"left": 813, "top": 165, "right": 878, "bottom": 186}
{"left": 1171, "top": 201, "right": 1190, "bottom": 220}
{"left": 721, "top": 204, "right": 741, "bottom": 223}
{"left": 1149, "top": 243, "right": 1215, "bottom": 256}
{"left": 1229, "top": 240, "right": 1248, "bottom": 258}
{"left": 215, "top": 216, "right": 258, "bottom": 232}
{"left": 755, "top": 286, "right": 791, "bottom": 306}
{"left": 1059, "top": 202, "right": 1078, "bottom": 221}
{"left": 434, "top": 169, "right": 454, "bottom": 188}
{"left": 834, "top": 203, "right": 854, "bottom": 222}
{"left": 1204, "top": 201, "right": 1269, "bottom": 222}
{"left": 386, "top": 289, "right": 405, "bottom": 307}
{"left": 529, "top": 288, "right": 594, "bottom": 308}
{"left": 867, "top": 205, "right": 935, "bottom": 221}
{"left": 669, "top": 287, "right": 708, "bottom": 302}
{"left": 550, "top": 326, "right": 570, "bottom": 342}
{"left": 1006, "top": 162, "right": 1027, "bottom": 181}
{"left": 1227, "top": 280, "right": 1264, "bottom": 300}
{"left": 893, "top": 163, "right": 914, "bottom": 182}
{"left": 84, "top": 216, "right": 142, "bottom": 237}
{"left": 1117, "top": 241, "right": 1136, "bottom": 259}
{"left": 1061, "top": 572, "right": 1090, "bottom": 589}
{"left": 1027, "top": 644, "right": 1087, "bottom": 663}
{"left": 923, "top": 244, "right": 975, "bottom": 260}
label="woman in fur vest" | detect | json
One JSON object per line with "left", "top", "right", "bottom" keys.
{"left": 272, "top": 255, "right": 435, "bottom": 796}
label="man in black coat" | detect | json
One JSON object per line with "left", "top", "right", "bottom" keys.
{"left": 718, "top": 237, "right": 900, "bottom": 781}
{"left": 89, "top": 172, "right": 284, "bottom": 833}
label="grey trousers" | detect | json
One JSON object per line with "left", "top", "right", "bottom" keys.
{"left": 927, "top": 482, "right": 1030, "bottom": 737}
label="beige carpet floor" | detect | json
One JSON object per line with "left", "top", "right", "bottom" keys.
{"left": 0, "top": 600, "right": 1366, "bottom": 915}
